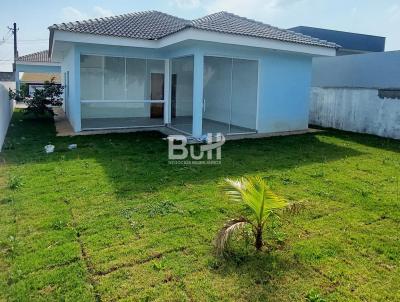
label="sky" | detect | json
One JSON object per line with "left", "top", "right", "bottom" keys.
{"left": 1, "top": 0, "right": 399, "bottom": 71}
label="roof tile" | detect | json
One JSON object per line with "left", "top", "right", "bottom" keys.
{"left": 49, "top": 11, "right": 339, "bottom": 48}
{"left": 17, "top": 50, "right": 54, "bottom": 63}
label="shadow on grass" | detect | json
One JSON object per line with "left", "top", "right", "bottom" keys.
{"left": 311, "top": 126, "right": 400, "bottom": 153}
{"left": 99, "top": 134, "right": 364, "bottom": 198}
{"left": 208, "top": 247, "right": 309, "bottom": 300}
{"left": 1, "top": 112, "right": 367, "bottom": 198}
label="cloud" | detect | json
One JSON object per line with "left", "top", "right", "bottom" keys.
{"left": 93, "top": 6, "right": 114, "bottom": 17}
{"left": 261, "top": 0, "right": 305, "bottom": 10}
{"left": 205, "top": 0, "right": 305, "bottom": 20}
{"left": 172, "top": 0, "right": 201, "bottom": 9}
{"left": 61, "top": 6, "right": 114, "bottom": 22}
{"left": 387, "top": 4, "right": 400, "bottom": 21}
{"left": 61, "top": 7, "right": 89, "bottom": 21}
{"left": 206, "top": 0, "right": 262, "bottom": 18}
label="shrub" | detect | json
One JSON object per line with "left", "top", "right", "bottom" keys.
{"left": 8, "top": 175, "right": 22, "bottom": 190}
{"left": 9, "top": 77, "right": 63, "bottom": 117}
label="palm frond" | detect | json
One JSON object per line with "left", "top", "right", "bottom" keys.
{"left": 222, "top": 178, "right": 259, "bottom": 214}
{"left": 215, "top": 217, "right": 250, "bottom": 255}
{"left": 224, "top": 176, "right": 288, "bottom": 223}
{"left": 221, "top": 178, "right": 245, "bottom": 202}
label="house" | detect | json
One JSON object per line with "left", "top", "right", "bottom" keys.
{"left": 0, "top": 72, "right": 15, "bottom": 82}
{"left": 289, "top": 26, "right": 385, "bottom": 56}
{"left": 47, "top": 11, "right": 337, "bottom": 137}
{"left": 19, "top": 71, "right": 61, "bottom": 96}
{"left": 15, "top": 50, "right": 61, "bottom": 93}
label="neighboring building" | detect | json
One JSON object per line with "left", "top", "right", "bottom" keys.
{"left": 0, "top": 72, "right": 14, "bottom": 82}
{"left": 43, "top": 11, "right": 338, "bottom": 136}
{"left": 15, "top": 50, "right": 61, "bottom": 91}
{"left": 19, "top": 72, "right": 61, "bottom": 96}
{"left": 312, "top": 50, "right": 400, "bottom": 88}
{"left": 289, "top": 26, "right": 385, "bottom": 55}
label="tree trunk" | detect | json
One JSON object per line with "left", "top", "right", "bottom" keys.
{"left": 255, "top": 227, "right": 263, "bottom": 251}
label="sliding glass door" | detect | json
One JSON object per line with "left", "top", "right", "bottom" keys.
{"left": 170, "top": 56, "right": 194, "bottom": 134}
{"left": 203, "top": 56, "right": 258, "bottom": 135}
{"left": 203, "top": 57, "right": 231, "bottom": 134}
{"left": 80, "top": 55, "right": 165, "bottom": 130}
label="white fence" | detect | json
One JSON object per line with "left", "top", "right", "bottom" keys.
{"left": 0, "top": 82, "right": 15, "bottom": 151}
{"left": 310, "top": 87, "right": 400, "bottom": 139}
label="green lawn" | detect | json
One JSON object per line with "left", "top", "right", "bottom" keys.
{"left": 0, "top": 111, "right": 399, "bottom": 302}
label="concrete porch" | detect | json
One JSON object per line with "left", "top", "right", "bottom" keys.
{"left": 54, "top": 107, "right": 180, "bottom": 137}
{"left": 54, "top": 108, "right": 319, "bottom": 139}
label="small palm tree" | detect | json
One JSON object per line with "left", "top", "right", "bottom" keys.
{"left": 215, "top": 176, "right": 288, "bottom": 253}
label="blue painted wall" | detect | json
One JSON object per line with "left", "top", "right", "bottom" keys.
{"left": 63, "top": 40, "right": 314, "bottom": 134}
{"left": 259, "top": 51, "right": 312, "bottom": 132}
{"left": 165, "top": 41, "right": 313, "bottom": 134}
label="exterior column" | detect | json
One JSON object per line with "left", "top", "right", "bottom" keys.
{"left": 163, "top": 59, "right": 170, "bottom": 125}
{"left": 192, "top": 52, "right": 204, "bottom": 138}
{"left": 73, "top": 47, "right": 81, "bottom": 132}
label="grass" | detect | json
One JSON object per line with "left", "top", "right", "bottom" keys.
{"left": 0, "top": 111, "right": 399, "bottom": 301}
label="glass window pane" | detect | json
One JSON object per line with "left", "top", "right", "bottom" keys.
{"left": 171, "top": 56, "right": 194, "bottom": 134}
{"left": 80, "top": 57, "right": 166, "bottom": 129}
{"left": 202, "top": 56, "right": 258, "bottom": 134}
{"left": 231, "top": 59, "right": 258, "bottom": 131}
{"left": 104, "top": 57, "right": 125, "bottom": 100}
{"left": 82, "top": 102, "right": 151, "bottom": 119}
{"left": 126, "top": 58, "right": 146, "bottom": 100}
{"left": 80, "top": 55, "right": 103, "bottom": 100}
{"left": 203, "top": 56, "right": 232, "bottom": 133}
{"left": 81, "top": 102, "right": 164, "bottom": 129}
{"left": 146, "top": 59, "right": 165, "bottom": 100}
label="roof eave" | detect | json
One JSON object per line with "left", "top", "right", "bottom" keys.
{"left": 50, "top": 27, "right": 337, "bottom": 57}
{"left": 15, "top": 60, "right": 60, "bottom": 66}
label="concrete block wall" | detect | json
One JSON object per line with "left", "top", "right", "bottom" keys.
{"left": 310, "top": 87, "right": 400, "bottom": 139}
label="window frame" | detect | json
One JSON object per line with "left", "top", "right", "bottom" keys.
{"left": 80, "top": 54, "right": 165, "bottom": 103}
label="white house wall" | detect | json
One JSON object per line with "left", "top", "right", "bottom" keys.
{"left": 61, "top": 45, "right": 81, "bottom": 132}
